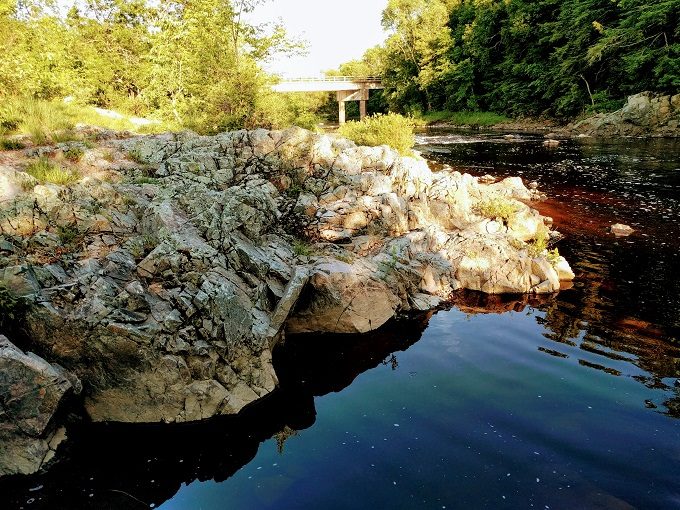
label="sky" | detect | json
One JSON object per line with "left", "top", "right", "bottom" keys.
{"left": 247, "top": 0, "right": 388, "bottom": 77}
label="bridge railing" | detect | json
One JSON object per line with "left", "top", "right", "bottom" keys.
{"left": 277, "top": 76, "right": 382, "bottom": 83}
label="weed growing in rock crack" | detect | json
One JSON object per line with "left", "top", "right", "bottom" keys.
{"left": 63, "top": 146, "right": 84, "bottom": 162}
{"left": 102, "top": 149, "right": 115, "bottom": 162}
{"left": 292, "top": 238, "right": 314, "bottom": 257}
{"left": 378, "top": 246, "right": 399, "bottom": 279}
{"left": 25, "top": 157, "right": 80, "bottom": 185}
{"left": 56, "top": 224, "right": 80, "bottom": 245}
{"left": 284, "top": 182, "right": 303, "bottom": 198}
{"left": 334, "top": 252, "right": 353, "bottom": 263}
{"left": 87, "top": 198, "right": 104, "bottom": 215}
{"left": 126, "top": 148, "right": 145, "bottom": 164}
{"left": 19, "top": 176, "right": 36, "bottom": 191}
{"left": 527, "top": 229, "right": 550, "bottom": 257}
{"left": 508, "top": 237, "right": 524, "bottom": 250}
{"left": 547, "top": 247, "right": 561, "bottom": 266}
{"left": 474, "top": 197, "right": 519, "bottom": 224}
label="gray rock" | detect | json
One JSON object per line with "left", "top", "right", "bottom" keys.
{"left": 3, "top": 126, "right": 572, "bottom": 435}
{"left": 0, "top": 335, "right": 74, "bottom": 436}
{"left": 0, "top": 336, "right": 77, "bottom": 476}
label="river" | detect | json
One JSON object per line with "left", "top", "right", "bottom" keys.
{"left": 2, "top": 131, "right": 679, "bottom": 509}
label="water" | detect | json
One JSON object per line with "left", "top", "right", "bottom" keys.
{"left": 2, "top": 131, "right": 679, "bottom": 509}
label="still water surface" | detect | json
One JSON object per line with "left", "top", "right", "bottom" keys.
{"left": 2, "top": 131, "right": 679, "bottom": 509}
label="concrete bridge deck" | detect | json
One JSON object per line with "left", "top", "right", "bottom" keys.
{"left": 272, "top": 76, "right": 384, "bottom": 123}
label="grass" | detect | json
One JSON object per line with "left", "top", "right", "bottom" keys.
{"left": 0, "top": 97, "right": 171, "bottom": 145}
{"left": 292, "top": 239, "right": 314, "bottom": 257}
{"left": 56, "top": 224, "right": 79, "bottom": 245}
{"left": 127, "top": 149, "right": 146, "bottom": 164}
{"left": 24, "top": 157, "right": 80, "bottom": 185}
{"left": 416, "top": 110, "right": 511, "bottom": 126}
{"left": 474, "top": 197, "right": 519, "bottom": 223}
{"left": 338, "top": 113, "right": 416, "bottom": 155}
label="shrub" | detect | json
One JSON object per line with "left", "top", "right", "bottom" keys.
{"left": 25, "top": 157, "right": 80, "bottom": 185}
{"left": 338, "top": 113, "right": 415, "bottom": 155}
{"left": 474, "top": 197, "right": 519, "bottom": 223}
{"left": 0, "top": 138, "right": 25, "bottom": 150}
{"left": 63, "top": 146, "right": 84, "bottom": 162}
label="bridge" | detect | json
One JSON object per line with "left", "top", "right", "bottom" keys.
{"left": 272, "top": 76, "right": 384, "bottom": 124}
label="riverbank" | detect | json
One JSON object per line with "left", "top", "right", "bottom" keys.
{"left": 421, "top": 92, "right": 680, "bottom": 138}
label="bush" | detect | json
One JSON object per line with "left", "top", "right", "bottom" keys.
{"left": 474, "top": 197, "right": 519, "bottom": 223}
{"left": 63, "top": 146, "right": 84, "bottom": 162}
{"left": 338, "top": 113, "right": 415, "bottom": 155}
{"left": 25, "top": 157, "right": 80, "bottom": 185}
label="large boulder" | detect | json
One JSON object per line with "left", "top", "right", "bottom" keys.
{"left": 566, "top": 91, "right": 680, "bottom": 138}
{"left": 0, "top": 335, "right": 77, "bottom": 476}
{"left": 287, "top": 261, "right": 401, "bottom": 334}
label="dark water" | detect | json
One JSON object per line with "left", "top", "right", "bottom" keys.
{"left": 2, "top": 132, "right": 680, "bottom": 509}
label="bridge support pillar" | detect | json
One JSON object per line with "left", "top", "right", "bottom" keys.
{"left": 338, "top": 100, "right": 346, "bottom": 125}
{"left": 359, "top": 100, "right": 367, "bottom": 120}
{"left": 337, "top": 88, "right": 370, "bottom": 124}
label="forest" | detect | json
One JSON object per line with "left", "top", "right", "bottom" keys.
{"left": 342, "top": 0, "right": 679, "bottom": 118}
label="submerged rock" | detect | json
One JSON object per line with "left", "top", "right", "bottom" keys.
{"left": 0, "top": 127, "right": 574, "bottom": 429}
{"left": 611, "top": 223, "right": 634, "bottom": 236}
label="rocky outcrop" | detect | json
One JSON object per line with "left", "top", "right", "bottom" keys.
{"left": 0, "top": 127, "right": 573, "bottom": 428}
{"left": 0, "top": 335, "right": 78, "bottom": 476}
{"left": 565, "top": 92, "right": 680, "bottom": 138}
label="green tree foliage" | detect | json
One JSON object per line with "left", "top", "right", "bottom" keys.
{"left": 0, "top": 0, "right": 306, "bottom": 132}
{"left": 358, "top": 0, "right": 679, "bottom": 118}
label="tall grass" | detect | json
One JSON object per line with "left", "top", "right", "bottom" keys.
{"left": 24, "top": 157, "right": 80, "bottom": 185}
{"left": 338, "top": 113, "right": 416, "bottom": 155}
{"left": 0, "top": 97, "right": 170, "bottom": 144}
